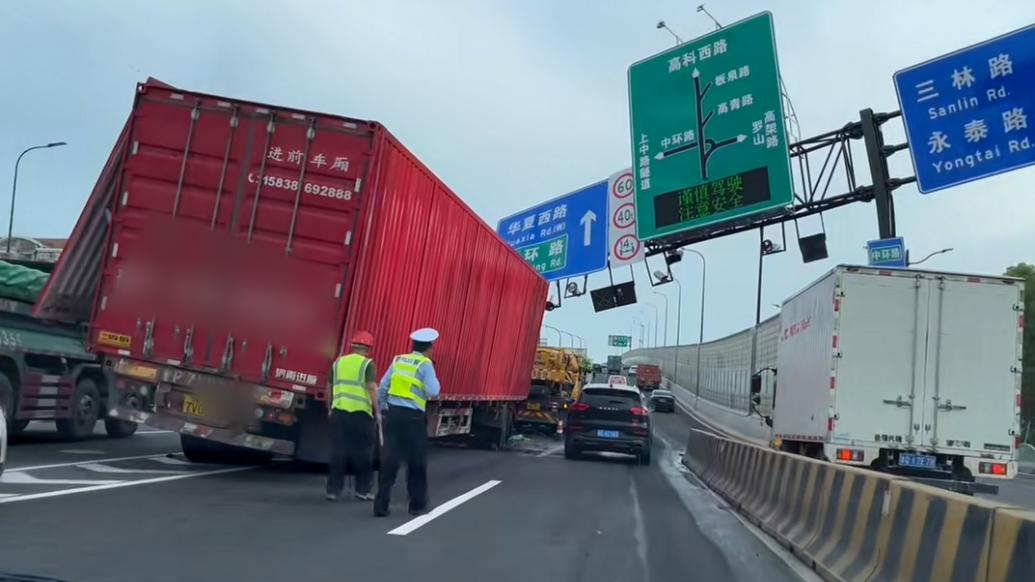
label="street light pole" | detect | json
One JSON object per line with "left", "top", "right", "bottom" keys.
{"left": 543, "top": 324, "right": 563, "bottom": 347}
{"left": 684, "top": 249, "right": 707, "bottom": 396}
{"left": 9, "top": 142, "right": 67, "bottom": 256}
{"left": 644, "top": 304, "right": 658, "bottom": 348}
{"left": 653, "top": 293, "right": 669, "bottom": 346}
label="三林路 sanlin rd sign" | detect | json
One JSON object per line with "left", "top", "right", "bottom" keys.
{"left": 628, "top": 11, "right": 794, "bottom": 240}
{"left": 894, "top": 22, "right": 1035, "bottom": 194}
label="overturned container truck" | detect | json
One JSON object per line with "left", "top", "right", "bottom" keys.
{"left": 35, "top": 79, "right": 548, "bottom": 463}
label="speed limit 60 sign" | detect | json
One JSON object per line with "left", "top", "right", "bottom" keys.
{"left": 607, "top": 169, "right": 644, "bottom": 266}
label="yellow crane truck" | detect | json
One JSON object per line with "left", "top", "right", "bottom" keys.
{"left": 516, "top": 347, "right": 584, "bottom": 433}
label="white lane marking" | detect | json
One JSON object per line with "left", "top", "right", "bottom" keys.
{"left": 1, "top": 472, "right": 121, "bottom": 486}
{"left": 9, "top": 453, "right": 176, "bottom": 473}
{"left": 0, "top": 465, "right": 259, "bottom": 505}
{"left": 77, "top": 463, "right": 186, "bottom": 475}
{"left": 150, "top": 456, "right": 193, "bottom": 465}
{"left": 387, "top": 480, "right": 502, "bottom": 536}
{"left": 537, "top": 444, "right": 564, "bottom": 458}
{"left": 59, "top": 449, "right": 107, "bottom": 455}
{"left": 0, "top": 493, "right": 19, "bottom": 499}
{"left": 136, "top": 430, "right": 175, "bottom": 435}
{"left": 628, "top": 476, "right": 650, "bottom": 582}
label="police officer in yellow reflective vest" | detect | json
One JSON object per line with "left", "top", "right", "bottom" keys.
{"left": 374, "top": 327, "right": 441, "bottom": 517}
{"left": 326, "top": 330, "right": 380, "bottom": 501}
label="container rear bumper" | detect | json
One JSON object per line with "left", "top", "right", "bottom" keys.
{"left": 109, "top": 406, "right": 295, "bottom": 456}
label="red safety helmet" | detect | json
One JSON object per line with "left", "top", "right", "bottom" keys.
{"left": 350, "top": 331, "right": 375, "bottom": 348}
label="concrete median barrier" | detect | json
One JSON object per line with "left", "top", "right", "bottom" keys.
{"left": 682, "top": 428, "right": 1035, "bottom": 582}
{"left": 985, "top": 507, "right": 1035, "bottom": 582}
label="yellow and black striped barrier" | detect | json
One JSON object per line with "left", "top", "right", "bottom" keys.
{"left": 683, "top": 428, "right": 1035, "bottom": 582}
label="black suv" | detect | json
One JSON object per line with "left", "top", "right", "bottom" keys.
{"left": 564, "top": 383, "right": 652, "bottom": 465}
{"left": 648, "top": 389, "right": 675, "bottom": 412}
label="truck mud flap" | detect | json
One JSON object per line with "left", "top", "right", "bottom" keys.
{"left": 109, "top": 406, "right": 294, "bottom": 456}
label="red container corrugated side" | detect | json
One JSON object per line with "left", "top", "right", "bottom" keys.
{"left": 36, "top": 79, "right": 547, "bottom": 405}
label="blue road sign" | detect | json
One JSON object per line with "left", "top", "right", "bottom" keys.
{"left": 497, "top": 181, "right": 608, "bottom": 281}
{"left": 867, "top": 237, "right": 907, "bottom": 268}
{"left": 894, "top": 23, "right": 1035, "bottom": 194}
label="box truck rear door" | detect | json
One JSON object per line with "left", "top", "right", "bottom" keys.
{"left": 921, "top": 277, "right": 1019, "bottom": 454}
{"left": 836, "top": 272, "right": 929, "bottom": 447}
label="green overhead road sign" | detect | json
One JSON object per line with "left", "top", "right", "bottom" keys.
{"left": 628, "top": 11, "right": 793, "bottom": 240}
{"left": 608, "top": 335, "right": 632, "bottom": 348}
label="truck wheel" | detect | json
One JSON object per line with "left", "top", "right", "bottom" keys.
{"left": 564, "top": 439, "right": 580, "bottom": 460}
{"left": 0, "top": 372, "right": 15, "bottom": 433}
{"left": 104, "top": 417, "right": 138, "bottom": 439}
{"left": 11, "top": 419, "right": 30, "bottom": 434}
{"left": 180, "top": 434, "right": 272, "bottom": 465}
{"left": 104, "top": 392, "right": 139, "bottom": 438}
{"left": 57, "top": 379, "right": 100, "bottom": 441}
{"left": 638, "top": 450, "right": 652, "bottom": 466}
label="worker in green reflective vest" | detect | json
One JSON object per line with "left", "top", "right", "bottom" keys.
{"left": 374, "top": 327, "right": 441, "bottom": 517}
{"left": 326, "top": 330, "right": 380, "bottom": 501}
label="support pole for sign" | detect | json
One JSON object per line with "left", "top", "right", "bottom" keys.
{"left": 860, "top": 108, "right": 897, "bottom": 239}
{"left": 748, "top": 230, "right": 764, "bottom": 386}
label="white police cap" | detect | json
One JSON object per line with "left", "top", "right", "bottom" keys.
{"left": 410, "top": 328, "right": 440, "bottom": 342}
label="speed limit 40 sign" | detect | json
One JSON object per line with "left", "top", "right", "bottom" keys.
{"left": 607, "top": 169, "right": 644, "bottom": 266}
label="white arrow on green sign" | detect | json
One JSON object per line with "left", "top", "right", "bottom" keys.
{"left": 628, "top": 11, "right": 794, "bottom": 240}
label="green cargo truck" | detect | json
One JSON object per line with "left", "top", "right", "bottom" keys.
{"left": 0, "top": 260, "right": 135, "bottom": 440}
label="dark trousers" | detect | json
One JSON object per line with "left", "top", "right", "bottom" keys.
{"left": 326, "top": 409, "right": 375, "bottom": 496}
{"left": 374, "top": 405, "right": 428, "bottom": 513}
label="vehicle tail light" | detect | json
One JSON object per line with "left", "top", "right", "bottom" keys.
{"left": 570, "top": 402, "right": 590, "bottom": 412}
{"left": 979, "top": 462, "right": 1008, "bottom": 476}
{"left": 1016, "top": 435, "right": 1022, "bottom": 450}
{"left": 835, "top": 448, "right": 863, "bottom": 462}
{"left": 630, "top": 406, "right": 649, "bottom": 416}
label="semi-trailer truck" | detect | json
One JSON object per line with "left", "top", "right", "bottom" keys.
{"left": 35, "top": 79, "right": 548, "bottom": 463}
{"left": 0, "top": 260, "right": 134, "bottom": 440}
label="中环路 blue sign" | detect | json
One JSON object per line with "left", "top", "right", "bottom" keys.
{"left": 497, "top": 182, "right": 609, "bottom": 281}
{"left": 867, "top": 237, "right": 907, "bottom": 268}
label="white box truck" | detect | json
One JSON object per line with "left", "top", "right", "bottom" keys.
{"left": 769, "top": 265, "right": 1023, "bottom": 494}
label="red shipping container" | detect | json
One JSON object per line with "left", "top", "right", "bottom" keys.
{"left": 37, "top": 79, "right": 547, "bottom": 459}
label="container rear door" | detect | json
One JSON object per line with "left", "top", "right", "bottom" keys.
{"left": 835, "top": 272, "right": 929, "bottom": 446}
{"left": 921, "top": 277, "right": 1020, "bottom": 454}
{"left": 93, "top": 84, "right": 375, "bottom": 392}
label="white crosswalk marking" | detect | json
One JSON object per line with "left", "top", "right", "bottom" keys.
{"left": 1, "top": 472, "right": 121, "bottom": 486}
{"left": 149, "top": 456, "right": 193, "bottom": 465}
{"left": 77, "top": 463, "right": 186, "bottom": 475}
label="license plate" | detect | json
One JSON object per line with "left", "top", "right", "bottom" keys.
{"left": 182, "top": 395, "right": 205, "bottom": 418}
{"left": 900, "top": 453, "right": 936, "bottom": 469}
{"left": 597, "top": 429, "right": 620, "bottom": 439}
{"left": 526, "top": 402, "right": 541, "bottom": 411}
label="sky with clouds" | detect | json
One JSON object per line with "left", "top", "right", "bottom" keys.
{"left": 2, "top": 0, "right": 1034, "bottom": 361}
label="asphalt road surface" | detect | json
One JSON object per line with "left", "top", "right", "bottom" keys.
{"left": 0, "top": 414, "right": 812, "bottom": 582}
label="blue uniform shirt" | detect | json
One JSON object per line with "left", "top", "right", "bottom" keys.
{"left": 378, "top": 352, "right": 441, "bottom": 411}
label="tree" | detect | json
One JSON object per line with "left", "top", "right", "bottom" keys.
{"left": 1005, "top": 263, "right": 1035, "bottom": 423}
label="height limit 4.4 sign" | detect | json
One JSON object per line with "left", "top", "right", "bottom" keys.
{"left": 628, "top": 11, "right": 793, "bottom": 240}
{"left": 894, "top": 23, "right": 1035, "bottom": 194}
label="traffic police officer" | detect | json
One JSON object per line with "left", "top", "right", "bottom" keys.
{"left": 373, "top": 328, "right": 441, "bottom": 517}
{"left": 326, "top": 331, "right": 380, "bottom": 501}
